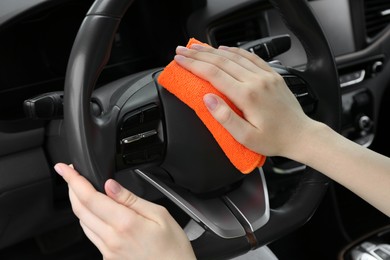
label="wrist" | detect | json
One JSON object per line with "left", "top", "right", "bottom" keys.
{"left": 283, "top": 119, "right": 331, "bottom": 165}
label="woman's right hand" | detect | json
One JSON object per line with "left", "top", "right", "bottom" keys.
{"left": 173, "top": 44, "right": 390, "bottom": 218}
{"left": 174, "top": 44, "right": 317, "bottom": 159}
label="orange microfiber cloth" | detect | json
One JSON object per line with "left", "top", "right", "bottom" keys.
{"left": 157, "top": 38, "right": 266, "bottom": 174}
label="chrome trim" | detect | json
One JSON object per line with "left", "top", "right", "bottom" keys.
{"left": 121, "top": 129, "right": 158, "bottom": 144}
{"left": 135, "top": 169, "right": 246, "bottom": 239}
{"left": 340, "top": 70, "right": 366, "bottom": 88}
{"left": 294, "top": 92, "right": 309, "bottom": 98}
{"left": 135, "top": 169, "right": 270, "bottom": 238}
{"left": 263, "top": 43, "right": 270, "bottom": 57}
{"left": 355, "top": 133, "right": 374, "bottom": 148}
{"left": 273, "top": 164, "right": 306, "bottom": 174}
{"left": 381, "top": 9, "right": 390, "bottom": 16}
{"left": 223, "top": 169, "right": 270, "bottom": 232}
{"left": 183, "top": 219, "right": 205, "bottom": 241}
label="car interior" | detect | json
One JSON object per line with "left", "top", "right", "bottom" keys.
{"left": 0, "top": 0, "right": 390, "bottom": 259}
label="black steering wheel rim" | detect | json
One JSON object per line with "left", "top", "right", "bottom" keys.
{"left": 64, "top": 0, "right": 341, "bottom": 259}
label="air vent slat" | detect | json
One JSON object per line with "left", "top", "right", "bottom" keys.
{"left": 364, "top": 0, "right": 390, "bottom": 39}
{"left": 366, "top": 17, "right": 390, "bottom": 25}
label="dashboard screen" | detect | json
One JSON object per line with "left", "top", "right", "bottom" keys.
{"left": 267, "top": 0, "right": 355, "bottom": 67}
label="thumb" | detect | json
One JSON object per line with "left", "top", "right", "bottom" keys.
{"left": 203, "top": 93, "right": 255, "bottom": 149}
{"left": 104, "top": 179, "right": 164, "bottom": 219}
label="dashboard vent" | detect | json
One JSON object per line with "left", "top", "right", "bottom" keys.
{"left": 364, "top": 0, "right": 390, "bottom": 39}
{"left": 211, "top": 15, "right": 266, "bottom": 47}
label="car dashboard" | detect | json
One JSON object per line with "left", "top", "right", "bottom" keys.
{"left": 0, "top": 0, "right": 390, "bottom": 259}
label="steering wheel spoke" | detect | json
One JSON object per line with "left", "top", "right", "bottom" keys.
{"left": 135, "top": 168, "right": 270, "bottom": 252}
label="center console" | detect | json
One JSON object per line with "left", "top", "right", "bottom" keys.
{"left": 341, "top": 89, "right": 374, "bottom": 147}
{"left": 340, "top": 225, "right": 390, "bottom": 260}
{"left": 339, "top": 53, "right": 385, "bottom": 147}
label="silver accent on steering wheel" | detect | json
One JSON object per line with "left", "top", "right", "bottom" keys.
{"left": 135, "top": 168, "right": 270, "bottom": 239}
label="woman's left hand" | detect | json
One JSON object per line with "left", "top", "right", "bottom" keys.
{"left": 54, "top": 163, "right": 196, "bottom": 260}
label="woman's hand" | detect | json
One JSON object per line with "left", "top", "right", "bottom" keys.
{"left": 173, "top": 44, "right": 390, "bottom": 218}
{"left": 54, "top": 163, "right": 196, "bottom": 260}
{"left": 174, "top": 44, "right": 316, "bottom": 159}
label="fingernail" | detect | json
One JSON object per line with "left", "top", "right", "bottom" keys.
{"left": 54, "top": 164, "right": 64, "bottom": 176}
{"left": 174, "top": 54, "right": 186, "bottom": 62}
{"left": 108, "top": 179, "right": 121, "bottom": 195}
{"left": 176, "top": 45, "right": 187, "bottom": 52}
{"left": 218, "top": 45, "right": 229, "bottom": 50}
{"left": 203, "top": 94, "right": 218, "bottom": 111}
{"left": 190, "top": 44, "right": 204, "bottom": 50}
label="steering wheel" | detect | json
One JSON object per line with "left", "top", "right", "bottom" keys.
{"left": 64, "top": 0, "right": 341, "bottom": 259}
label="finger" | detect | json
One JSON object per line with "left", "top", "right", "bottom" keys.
{"left": 55, "top": 163, "right": 140, "bottom": 225}
{"left": 190, "top": 44, "right": 267, "bottom": 76}
{"left": 218, "top": 45, "right": 275, "bottom": 73}
{"left": 176, "top": 45, "right": 259, "bottom": 82}
{"left": 105, "top": 179, "right": 167, "bottom": 222}
{"left": 79, "top": 220, "right": 110, "bottom": 257}
{"left": 174, "top": 54, "right": 242, "bottom": 104}
{"left": 68, "top": 186, "right": 109, "bottom": 236}
{"left": 203, "top": 93, "right": 261, "bottom": 152}
{"left": 55, "top": 163, "right": 114, "bottom": 217}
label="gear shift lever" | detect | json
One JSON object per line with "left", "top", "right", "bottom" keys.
{"left": 340, "top": 225, "right": 390, "bottom": 260}
{"left": 350, "top": 242, "right": 390, "bottom": 260}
